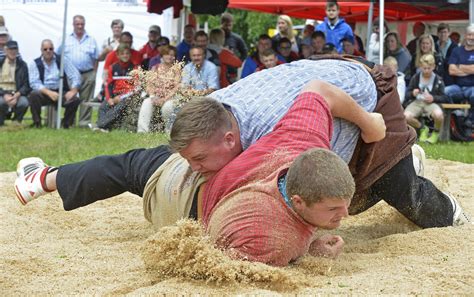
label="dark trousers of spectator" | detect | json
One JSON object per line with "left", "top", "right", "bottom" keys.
{"left": 445, "top": 85, "right": 474, "bottom": 123}
{"left": 0, "top": 95, "right": 29, "bottom": 125}
{"left": 349, "top": 153, "right": 454, "bottom": 228}
{"left": 28, "top": 90, "right": 80, "bottom": 128}
{"left": 97, "top": 100, "right": 127, "bottom": 130}
{"left": 56, "top": 146, "right": 172, "bottom": 210}
{"left": 55, "top": 146, "right": 454, "bottom": 228}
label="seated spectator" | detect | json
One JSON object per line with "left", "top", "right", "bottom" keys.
{"left": 347, "top": 21, "right": 365, "bottom": 55}
{"left": 96, "top": 44, "right": 139, "bottom": 132}
{"left": 182, "top": 46, "right": 219, "bottom": 94}
{"left": 383, "top": 56, "right": 406, "bottom": 104}
{"left": 28, "top": 39, "right": 81, "bottom": 128}
{"left": 257, "top": 49, "right": 284, "bottom": 71}
{"left": 341, "top": 37, "right": 364, "bottom": 57}
{"left": 208, "top": 28, "right": 242, "bottom": 88}
{"left": 0, "top": 40, "right": 30, "bottom": 126}
{"left": 299, "top": 38, "right": 313, "bottom": 59}
{"left": 384, "top": 32, "right": 411, "bottom": 74}
{"left": 445, "top": 24, "right": 474, "bottom": 126}
{"left": 272, "top": 15, "right": 301, "bottom": 54}
{"left": 367, "top": 18, "right": 389, "bottom": 64}
{"left": 277, "top": 37, "right": 299, "bottom": 63}
{"left": 301, "top": 23, "right": 315, "bottom": 47}
{"left": 437, "top": 23, "right": 458, "bottom": 86}
{"left": 177, "top": 24, "right": 195, "bottom": 63}
{"left": 407, "top": 34, "right": 444, "bottom": 83}
{"left": 149, "top": 36, "right": 171, "bottom": 69}
{"left": 194, "top": 30, "right": 219, "bottom": 67}
{"left": 137, "top": 45, "right": 178, "bottom": 133}
{"left": 311, "top": 30, "right": 326, "bottom": 55}
{"left": 98, "top": 19, "right": 124, "bottom": 62}
{"left": 139, "top": 25, "right": 161, "bottom": 70}
{"left": 322, "top": 43, "right": 338, "bottom": 54}
{"left": 0, "top": 26, "right": 9, "bottom": 59}
{"left": 404, "top": 54, "right": 447, "bottom": 144}
{"left": 241, "top": 34, "right": 285, "bottom": 79}
{"left": 103, "top": 32, "right": 142, "bottom": 79}
{"left": 407, "top": 21, "right": 439, "bottom": 58}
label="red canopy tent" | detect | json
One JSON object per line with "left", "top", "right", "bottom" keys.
{"left": 227, "top": 1, "right": 469, "bottom": 22}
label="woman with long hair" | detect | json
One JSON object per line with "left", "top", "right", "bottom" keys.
{"left": 272, "top": 15, "right": 301, "bottom": 54}
{"left": 384, "top": 32, "right": 412, "bottom": 73}
{"left": 366, "top": 17, "right": 389, "bottom": 64}
{"left": 408, "top": 33, "right": 444, "bottom": 81}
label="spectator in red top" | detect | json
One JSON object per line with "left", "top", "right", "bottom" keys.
{"left": 103, "top": 32, "right": 142, "bottom": 79}
{"left": 208, "top": 28, "right": 242, "bottom": 88}
{"left": 256, "top": 49, "right": 284, "bottom": 71}
{"left": 138, "top": 25, "right": 161, "bottom": 70}
{"left": 341, "top": 37, "right": 364, "bottom": 57}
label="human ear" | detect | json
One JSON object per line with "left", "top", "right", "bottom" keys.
{"left": 223, "top": 131, "right": 235, "bottom": 148}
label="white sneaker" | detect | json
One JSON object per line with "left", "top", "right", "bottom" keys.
{"left": 411, "top": 144, "right": 426, "bottom": 177}
{"left": 14, "top": 157, "right": 51, "bottom": 205}
{"left": 446, "top": 193, "right": 472, "bottom": 226}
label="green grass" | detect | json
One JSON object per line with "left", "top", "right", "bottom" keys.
{"left": 0, "top": 123, "right": 473, "bottom": 172}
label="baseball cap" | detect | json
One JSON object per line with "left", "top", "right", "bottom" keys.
{"left": 149, "top": 25, "right": 160, "bottom": 33}
{"left": 6, "top": 40, "right": 18, "bottom": 49}
{"left": 0, "top": 26, "right": 8, "bottom": 35}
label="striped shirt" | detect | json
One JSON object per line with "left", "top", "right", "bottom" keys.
{"left": 56, "top": 32, "right": 99, "bottom": 72}
{"left": 210, "top": 59, "right": 377, "bottom": 163}
{"left": 28, "top": 56, "right": 81, "bottom": 91}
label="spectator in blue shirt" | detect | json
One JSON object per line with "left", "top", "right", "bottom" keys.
{"left": 182, "top": 46, "right": 219, "bottom": 93}
{"left": 28, "top": 39, "right": 81, "bottom": 128}
{"left": 56, "top": 15, "right": 99, "bottom": 127}
{"left": 177, "top": 25, "right": 195, "bottom": 63}
{"left": 315, "top": 1, "right": 354, "bottom": 53}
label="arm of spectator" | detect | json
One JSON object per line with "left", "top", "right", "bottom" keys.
{"left": 237, "top": 36, "right": 248, "bottom": 60}
{"left": 221, "top": 49, "right": 243, "bottom": 68}
{"left": 18, "top": 63, "right": 31, "bottom": 96}
{"left": 459, "top": 64, "right": 474, "bottom": 75}
{"left": 300, "top": 80, "right": 386, "bottom": 143}
{"left": 308, "top": 234, "right": 344, "bottom": 259}
{"left": 404, "top": 75, "right": 418, "bottom": 104}
{"left": 429, "top": 78, "right": 448, "bottom": 104}
{"left": 63, "top": 57, "right": 81, "bottom": 90}
{"left": 207, "top": 64, "right": 220, "bottom": 91}
{"left": 28, "top": 61, "right": 46, "bottom": 91}
{"left": 449, "top": 64, "right": 469, "bottom": 77}
{"left": 240, "top": 57, "right": 256, "bottom": 79}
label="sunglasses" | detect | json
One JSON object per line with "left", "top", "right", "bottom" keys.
{"left": 42, "top": 48, "right": 54, "bottom": 52}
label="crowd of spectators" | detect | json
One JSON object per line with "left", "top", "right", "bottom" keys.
{"left": 0, "top": 3, "right": 472, "bottom": 142}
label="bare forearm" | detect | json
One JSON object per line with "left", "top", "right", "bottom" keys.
{"left": 449, "top": 64, "right": 469, "bottom": 77}
{"left": 459, "top": 64, "right": 474, "bottom": 75}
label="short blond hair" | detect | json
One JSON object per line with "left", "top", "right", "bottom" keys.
{"left": 383, "top": 56, "right": 398, "bottom": 67}
{"left": 169, "top": 97, "right": 233, "bottom": 152}
{"left": 209, "top": 28, "right": 225, "bottom": 46}
{"left": 286, "top": 148, "right": 355, "bottom": 205}
{"left": 419, "top": 53, "right": 435, "bottom": 66}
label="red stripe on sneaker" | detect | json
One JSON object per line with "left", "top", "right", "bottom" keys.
{"left": 14, "top": 185, "right": 27, "bottom": 205}
{"left": 30, "top": 171, "right": 39, "bottom": 183}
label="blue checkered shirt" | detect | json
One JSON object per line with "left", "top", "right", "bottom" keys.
{"left": 210, "top": 59, "right": 377, "bottom": 163}
{"left": 56, "top": 32, "right": 99, "bottom": 72}
{"left": 182, "top": 60, "right": 220, "bottom": 90}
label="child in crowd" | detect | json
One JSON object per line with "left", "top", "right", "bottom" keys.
{"left": 257, "top": 49, "right": 283, "bottom": 71}
{"left": 383, "top": 56, "right": 406, "bottom": 105}
{"left": 404, "top": 54, "right": 447, "bottom": 144}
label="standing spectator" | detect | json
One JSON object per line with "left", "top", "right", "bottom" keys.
{"left": 138, "top": 25, "right": 161, "bottom": 70}
{"left": 404, "top": 54, "right": 447, "bottom": 144}
{"left": 277, "top": 37, "right": 299, "bottom": 63}
{"left": 181, "top": 46, "right": 219, "bottom": 93}
{"left": 406, "top": 22, "right": 439, "bottom": 58}
{"left": 256, "top": 49, "right": 284, "bottom": 71}
{"left": 408, "top": 34, "right": 444, "bottom": 82}
{"left": 383, "top": 56, "right": 406, "bottom": 104}
{"left": 366, "top": 18, "right": 388, "bottom": 64}
{"left": 0, "top": 26, "right": 9, "bottom": 59}
{"left": 272, "top": 15, "right": 301, "bottom": 54}
{"left": 311, "top": 31, "right": 326, "bottom": 55}
{"left": 341, "top": 37, "right": 364, "bottom": 57}
{"left": 96, "top": 44, "right": 138, "bottom": 132}
{"left": 208, "top": 28, "right": 242, "bottom": 88}
{"left": 221, "top": 12, "right": 247, "bottom": 83}
{"left": 28, "top": 39, "right": 81, "bottom": 128}
{"left": 437, "top": 23, "right": 458, "bottom": 86}
{"left": 0, "top": 41, "right": 30, "bottom": 126}
{"left": 194, "top": 30, "right": 219, "bottom": 66}
{"left": 450, "top": 32, "right": 461, "bottom": 45}
{"left": 241, "top": 34, "right": 285, "bottom": 79}
{"left": 177, "top": 24, "right": 195, "bottom": 63}
{"left": 384, "top": 32, "right": 412, "bottom": 73}
{"left": 98, "top": 19, "right": 124, "bottom": 62}
{"left": 445, "top": 24, "right": 474, "bottom": 126}
{"left": 57, "top": 15, "right": 99, "bottom": 128}
{"left": 315, "top": 1, "right": 353, "bottom": 53}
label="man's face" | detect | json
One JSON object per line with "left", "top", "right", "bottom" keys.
{"left": 5, "top": 47, "right": 17, "bottom": 60}
{"left": 112, "top": 24, "right": 123, "bottom": 36}
{"left": 257, "top": 39, "right": 272, "bottom": 53}
{"left": 413, "top": 23, "right": 425, "bottom": 37}
{"left": 278, "top": 42, "right": 292, "bottom": 58}
{"left": 120, "top": 36, "right": 133, "bottom": 48}
{"left": 41, "top": 41, "right": 55, "bottom": 60}
{"left": 190, "top": 48, "right": 205, "bottom": 67}
{"left": 0, "top": 34, "right": 8, "bottom": 46}
{"left": 184, "top": 27, "right": 195, "bottom": 43}
{"left": 179, "top": 133, "right": 238, "bottom": 179}
{"left": 437, "top": 28, "right": 449, "bottom": 43}
{"left": 262, "top": 54, "right": 278, "bottom": 68}
{"left": 311, "top": 36, "right": 325, "bottom": 53}
{"left": 221, "top": 20, "right": 233, "bottom": 34}
{"left": 148, "top": 30, "right": 160, "bottom": 42}
{"left": 465, "top": 29, "right": 474, "bottom": 47}
{"left": 326, "top": 5, "right": 339, "bottom": 21}
{"left": 118, "top": 49, "right": 131, "bottom": 63}
{"left": 420, "top": 63, "right": 434, "bottom": 77}
{"left": 420, "top": 38, "right": 432, "bottom": 54}
{"left": 194, "top": 35, "right": 208, "bottom": 48}
{"left": 73, "top": 17, "right": 85, "bottom": 35}
{"left": 342, "top": 41, "right": 354, "bottom": 54}
{"left": 294, "top": 197, "right": 349, "bottom": 229}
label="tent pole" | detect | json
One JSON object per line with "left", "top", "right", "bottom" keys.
{"left": 366, "top": 0, "right": 374, "bottom": 50}
{"left": 379, "top": 0, "right": 384, "bottom": 65}
{"left": 57, "top": 0, "right": 68, "bottom": 129}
